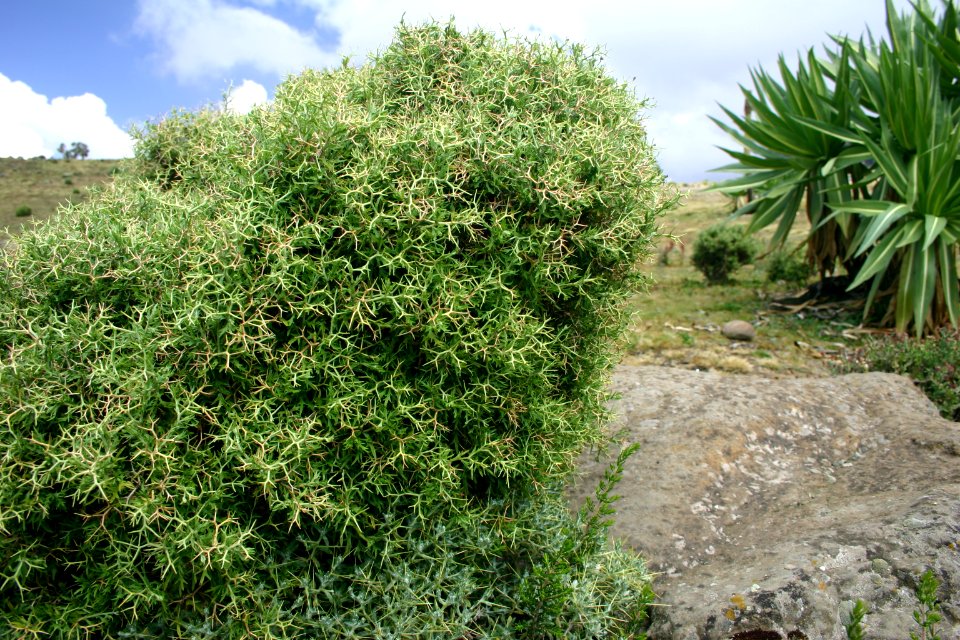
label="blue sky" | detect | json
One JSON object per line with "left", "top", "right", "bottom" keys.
{"left": 1, "top": 0, "right": 912, "bottom": 182}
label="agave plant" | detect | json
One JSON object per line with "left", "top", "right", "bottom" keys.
{"left": 827, "top": 11, "right": 960, "bottom": 333}
{"left": 712, "top": 0, "right": 960, "bottom": 336}
{"left": 709, "top": 46, "right": 866, "bottom": 278}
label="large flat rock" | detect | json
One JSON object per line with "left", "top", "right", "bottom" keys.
{"left": 570, "top": 366, "right": 960, "bottom": 639}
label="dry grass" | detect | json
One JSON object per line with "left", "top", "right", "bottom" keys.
{"left": 0, "top": 157, "right": 124, "bottom": 242}
{"left": 622, "top": 184, "right": 868, "bottom": 377}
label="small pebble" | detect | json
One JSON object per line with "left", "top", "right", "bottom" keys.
{"left": 721, "top": 319, "right": 756, "bottom": 341}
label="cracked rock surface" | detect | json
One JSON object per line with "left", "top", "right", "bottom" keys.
{"left": 569, "top": 365, "right": 960, "bottom": 639}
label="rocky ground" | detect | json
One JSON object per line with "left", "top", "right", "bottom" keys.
{"left": 570, "top": 365, "right": 960, "bottom": 639}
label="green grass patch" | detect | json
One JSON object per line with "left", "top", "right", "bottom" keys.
{"left": 839, "top": 329, "right": 960, "bottom": 421}
{"left": 0, "top": 157, "right": 123, "bottom": 233}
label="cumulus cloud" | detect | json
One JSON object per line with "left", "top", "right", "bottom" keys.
{"left": 130, "top": 0, "right": 914, "bottom": 181}
{"left": 224, "top": 79, "right": 270, "bottom": 114}
{"left": 0, "top": 73, "right": 134, "bottom": 159}
{"left": 321, "top": 0, "right": 587, "bottom": 64}
{"left": 135, "top": 0, "right": 339, "bottom": 82}
{"left": 646, "top": 108, "right": 736, "bottom": 184}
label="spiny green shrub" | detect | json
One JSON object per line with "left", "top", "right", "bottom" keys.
{"left": 14, "top": 205, "right": 31, "bottom": 217}
{"left": 692, "top": 223, "right": 757, "bottom": 284}
{"left": 765, "top": 248, "right": 812, "bottom": 287}
{"left": 0, "top": 21, "right": 671, "bottom": 638}
{"left": 841, "top": 329, "right": 960, "bottom": 421}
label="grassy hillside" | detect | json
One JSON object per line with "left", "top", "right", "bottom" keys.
{"left": 624, "top": 184, "right": 869, "bottom": 377}
{"left": 0, "top": 157, "right": 124, "bottom": 238}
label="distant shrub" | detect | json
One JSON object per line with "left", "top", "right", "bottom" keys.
{"left": 765, "top": 249, "right": 812, "bottom": 287}
{"left": 692, "top": 224, "right": 757, "bottom": 284}
{"left": 842, "top": 329, "right": 960, "bottom": 421}
{"left": 0, "top": 21, "right": 669, "bottom": 638}
{"left": 63, "top": 177, "right": 73, "bottom": 185}
{"left": 14, "top": 205, "right": 31, "bottom": 217}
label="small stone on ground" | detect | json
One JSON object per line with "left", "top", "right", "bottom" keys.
{"left": 721, "top": 319, "right": 756, "bottom": 341}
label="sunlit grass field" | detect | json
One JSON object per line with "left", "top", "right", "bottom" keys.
{"left": 0, "top": 157, "right": 124, "bottom": 241}
{"left": 623, "top": 184, "right": 871, "bottom": 377}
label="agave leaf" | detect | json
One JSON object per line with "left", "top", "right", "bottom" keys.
{"left": 713, "top": 104, "right": 804, "bottom": 158}
{"left": 778, "top": 56, "right": 808, "bottom": 112}
{"left": 923, "top": 215, "right": 948, "bottom": 250}
{"left": 886, "top": 0, "right": 912, "bottom": 54}
{"left": 710, "top": 112, "right": 771, "bottom": 156}
{"left": 794, "top": 116, "right": 863, "bottom": 145}
{"left": 765, "top": 178, "right": 808, "bottom": 201}
{"left": 770, "top": 188, "right": 804, "bottom": 247}
{"left": 895, "top": 218, "right": 924, "bottom": 248}
{"left": 849, "top": 225, "right": 906, "bottom": 289}
{"left": 710, "top": 169, "right": 792, "bottom": 194}
{"left": 850, "top": 44, "right": 884, "bottom": 114}
{"left": 730, "top": 198, "right": 762, "bottom": 218}
{"left": 827, "top": 44, "right": 858, "bottom": 117}
{"left": 906, "top": 154, "right": 920, "bottom": 207}
{"left": 820, "top": 156, "right": 839, "bottom": 176}
{"left": 847, "top": 214, "right": 871, "bottom": 261}
{"left": 896, "top": 244, "right": 917, "bottom": 333}
{"left": 921, "top": 4, "right": 960, "bottom": 100}
{"left": 941, "top": 222, "right": 960, "bottom": 244}
{"left": 860, "top": 135, "right": 909, "bottom": 195}
{"left": 863, "top": 265, "right": 886, "bottom": 320}
{"left": 936, "top": 238, "right": 960, "bottom": 326}
{"left": 714, "top": 147, "right": 795, "bottom": 170}
{"left": 807, "top": 180, "right": 825, "bottom": 224}
{"left": 831, "top": 199, "right": 907, "bottom": 215}
{"left": 755, "top": 121, "right": 820, "bottom": 158}
{"left": 818, "top": 175, "right": 866, "bottom": 202}
{"left": 919, "top": 115, "right": 960, "bottom": 214}
{"left": 810, "top": 206, "right": 847, "bottom": 232}
{"left": 909, "top": 239, "right": 938, "bottom": 335}
{"left": 710, "top": 161, "right": 757, "bottom": 174}
{"left": 746, "top": 187, "right": 801, "bottom": 235}
{"left": 747, "top": 75, "right": 832, "bottom": 156}
{"left": 847, "top": 202, "right": 911, "bottom": 256}
{"left": 751, "top": 68, "right": 793, "bottom": 124}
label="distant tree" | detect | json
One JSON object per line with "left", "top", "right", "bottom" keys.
{"left": 69, "top": 142, "right": 89, "bottom": 160}
{"left": 57, "top": 142, "right": 90, "bottom": 160}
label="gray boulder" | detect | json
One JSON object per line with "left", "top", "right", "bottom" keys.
{"left": 570, "top": 365, "right": 960, "bottom": 639}
{"left": 721, "top": 319, "right": 756, "bottom": 341}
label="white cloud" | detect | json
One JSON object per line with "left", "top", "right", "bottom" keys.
{"left": 646, "top": 107, "right": 735, "bottom": 184}
{"left": 132, "top": 0, "right": 917, "bottom": 180}
{"left": 224, "top": 79, "right": 270, "bottom": 114}
{"left": 287, "top": 0, "right": 912, "bottom": 181}
{"left": 321, "top": 0, "right": 587, "bottom": 64}
{"left": 135, "top": 0, "right": 338, "bottom": 82}
{"left": 0, "top": 73, "right": 134, "bottom": 159}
